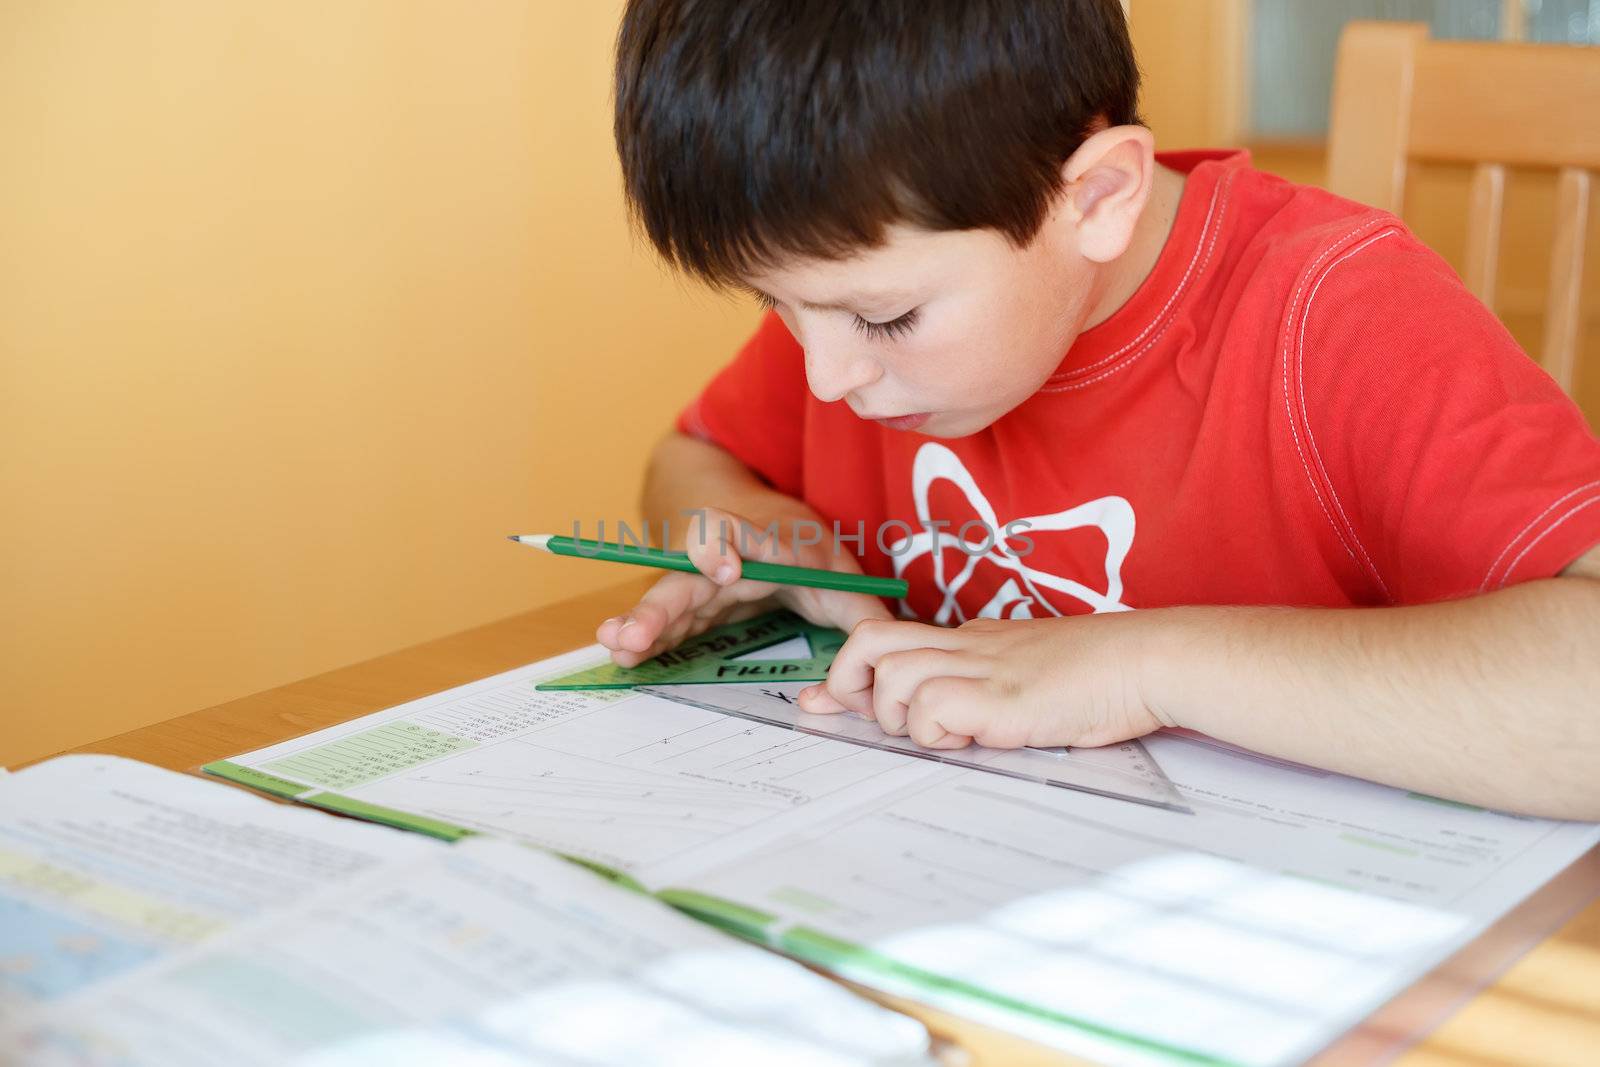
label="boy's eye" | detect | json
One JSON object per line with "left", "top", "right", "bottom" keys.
{"left": 748, "top": 288, "right": 919, "bottom": 342}
{"left": 852, "top": 308, "right": 920, "bottom": 342}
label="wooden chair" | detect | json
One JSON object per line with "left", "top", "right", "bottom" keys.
{"left": 1326, "top": 21, "right": 1599, "bottom": 396}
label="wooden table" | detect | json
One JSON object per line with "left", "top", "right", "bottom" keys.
{"left": 40, "top": 577, "right": 1600, "bottom": 1066}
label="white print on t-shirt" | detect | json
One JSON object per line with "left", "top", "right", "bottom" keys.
{"left": 892, "top": 442, "right": 1135, "bottom": 622}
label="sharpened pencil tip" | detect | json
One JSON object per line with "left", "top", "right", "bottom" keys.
{"left": 506, "top": 535, "right": 522, "bottom": 542}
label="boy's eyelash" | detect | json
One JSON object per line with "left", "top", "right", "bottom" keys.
{"left": 852, "top": 308, "right": 919, "bottom": 341}
{"left": 749, "top": 289, "right": 919, "bottom": 342}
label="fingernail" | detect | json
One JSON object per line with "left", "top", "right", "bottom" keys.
{"left": 714, "top": 564, "right": 735, "bottom": 584}
{"left": 617, "top": 616, "right": 635, "bottom": 631}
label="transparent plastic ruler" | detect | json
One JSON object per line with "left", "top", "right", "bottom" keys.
{"left": 641, "top": 681, "right": 1193, "bottom": 815}
{"left": 536, "top": 608, "right": 1190, "bottom": 814}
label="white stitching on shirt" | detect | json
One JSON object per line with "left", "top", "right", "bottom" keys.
{"left": 1479, "top": 479, "right": 1600, "bottom": 592}
{"left": 1037, "top": 169, "right": 1236, "bottom": 394}
{"left": 1050, "top": 170, "right": 1233, "bottom": 381}
{"left": 1296, "top": 229, "right": 1400, "bottom": 600}
{"left": 1496, "top": 491, "right": 1600, "bottom": 589}
{"left": 1035, "top": 302, "right": 1181, "bottom": 393}
{"left": 1279, "top": 218, "right": 1397, "bottom": 596}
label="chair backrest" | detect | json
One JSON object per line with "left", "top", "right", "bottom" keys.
{"left": 1326, "top": 21, "right": 1599, "bottom": 396}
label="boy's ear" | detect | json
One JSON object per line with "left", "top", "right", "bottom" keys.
{"left": 1059, "top": 126, "right": 1156, "bottom": 264}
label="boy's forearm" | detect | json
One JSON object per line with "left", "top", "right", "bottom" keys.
{"left": 1146, "top": 577, "right": 1600, "bottom": 819}
{"left": 640, "top": 431, "right": 821, "bottom": 551}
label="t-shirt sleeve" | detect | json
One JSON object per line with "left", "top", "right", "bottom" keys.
{"left": 675, "top": 310, "right": 810, "bottom": 499}
{"left": 1294, "top": 228, "right": 1600, "bottom": 604}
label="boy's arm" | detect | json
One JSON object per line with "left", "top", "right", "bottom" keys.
{"left": 596, "top": 431, "right": 891, "bottom": 667}
{"left": 1150, "top": 546, "right": 1600, "bottom": 818}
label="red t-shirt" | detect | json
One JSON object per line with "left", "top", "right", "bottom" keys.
{"left": 677, "top": 150, "right": 1600, "bottom": 622}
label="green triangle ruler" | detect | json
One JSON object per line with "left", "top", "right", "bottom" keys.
{"left": 536, "top": 609, "right": 845, "bottom": 690}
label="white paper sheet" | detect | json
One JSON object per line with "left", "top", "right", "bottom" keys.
{"left": 0, "top": 755, "right": 934, "bottom": 1062}
{"left": 10, "top": 833, "right": 932, "bottom": 1067}
{"left": 0, "top": 754, "right": 438, "bottom": 1023}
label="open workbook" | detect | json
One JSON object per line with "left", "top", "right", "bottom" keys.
{"left": 191, "top": 640, "right": 1600, "bottom": 1067}
{"left": 0, "top": 755, "right": 933, "bottom": 1066}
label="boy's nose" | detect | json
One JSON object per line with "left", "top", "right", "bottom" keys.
{"left": 803, "top": 340, "right": 882, "bottom": 404}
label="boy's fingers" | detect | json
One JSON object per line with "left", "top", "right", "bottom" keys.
{"left": 906, "top": 676, "right": 986, "bottom": 749}
{"left": 597, "top": 613, "right": 656, "bottom": 651}
{"left": 682, "top": 506, "right": 749, "bottom": 585}
{"left": 599, "top": 573, "right": 711, "bottom": 659}
{"left": 870, "top": 648, "right": 983, "bottom": 737}
{"left": 819, "top": 591, "right": 896, "bottom": 634}
{"left": 690, "top": 594, "right": 771, "bottom": 629}
{"left": 795, "top": 684, "right": 849, "bottom": 714}
{"left": 823, "top": 620, "right": 968, "bottom": 717}
{"left": 604, "top": 576, "right": 781, "bottom": 667}
{"left": 618, "top": 601, "right": 675, "bottom": 651}
{"left": 639, "top": 589, "right": 775, "bottom": 658}
{"left": 608, "top": 613, "right": 691, "bottom": 667}
{"left": 779, "top": 577, "right": 895, "bottom": 639}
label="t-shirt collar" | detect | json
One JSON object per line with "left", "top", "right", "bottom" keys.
{"left": 1040, "top": 148, "right": 1249, "bottom": 389}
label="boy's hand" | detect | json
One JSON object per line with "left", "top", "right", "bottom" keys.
{"left": 794, "top": 615, "right": 1171, "bottom": 750}
{"left": 595, "top": 505, "right": 893, "bottom": 667}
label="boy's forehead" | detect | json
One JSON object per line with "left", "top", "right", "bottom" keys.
{"left": 743, "top": 223, "right": 999, "bottom": 307}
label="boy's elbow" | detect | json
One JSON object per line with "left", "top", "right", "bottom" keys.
{"left": 639, "top": 432, "right": 682, "bottom": 514}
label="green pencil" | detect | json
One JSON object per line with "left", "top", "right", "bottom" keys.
{"left": 506, "top": 534, "right": 908, "bottom": 598}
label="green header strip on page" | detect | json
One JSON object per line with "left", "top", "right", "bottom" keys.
{"left": 779, "top": 926, "right": 1246, "bottom": 1067}
{"left": 302, "top": 792, "right": 475, "bottom": 842}
{"left": 558, "top": 853, "right": 649, "bottom": 895}
{"left": 203, "top": 760, "right": 314, "bottom": 800}
{"left": 655, "top": 888, "right": 777, "bottom": 941}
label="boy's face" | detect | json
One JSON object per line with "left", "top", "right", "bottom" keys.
{"left": 745, "top": 218, "right": 1104, "bottom": 439}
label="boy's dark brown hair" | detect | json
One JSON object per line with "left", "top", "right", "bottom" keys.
{"left": 614, "top": 0, "right": 1142, "bottom": 287}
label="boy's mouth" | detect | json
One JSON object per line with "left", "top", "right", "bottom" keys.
{"left": 870, "top": 412, "right": 932, "bottom": 432}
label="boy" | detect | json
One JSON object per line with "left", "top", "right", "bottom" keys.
{"left": 596, "top": 0, "right": 1600, "bottom": 818}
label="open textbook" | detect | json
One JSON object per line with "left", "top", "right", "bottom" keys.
{"left": 0, "top": 755, "right": 933, "bottom": 1066}
{"left": 198, "top": 642, "right": 1600, "bottom": 1067}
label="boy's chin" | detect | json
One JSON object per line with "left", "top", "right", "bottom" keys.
{"left": 914, "top": 411, "right": 996, "bottom": 439}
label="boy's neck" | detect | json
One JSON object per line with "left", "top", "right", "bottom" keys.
{"left": 1083, "top": 163, "right": 1187, "bottom": 331}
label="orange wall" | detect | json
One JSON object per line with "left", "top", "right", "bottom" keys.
{"left": 0, "top": 1, "right": 758, "bottom": 765}
{"left": 1130, "top": 0, "right": 1246, "bottom": 149}
{"left": 6, "top": 2, "right": 1593, "bottom": 767}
